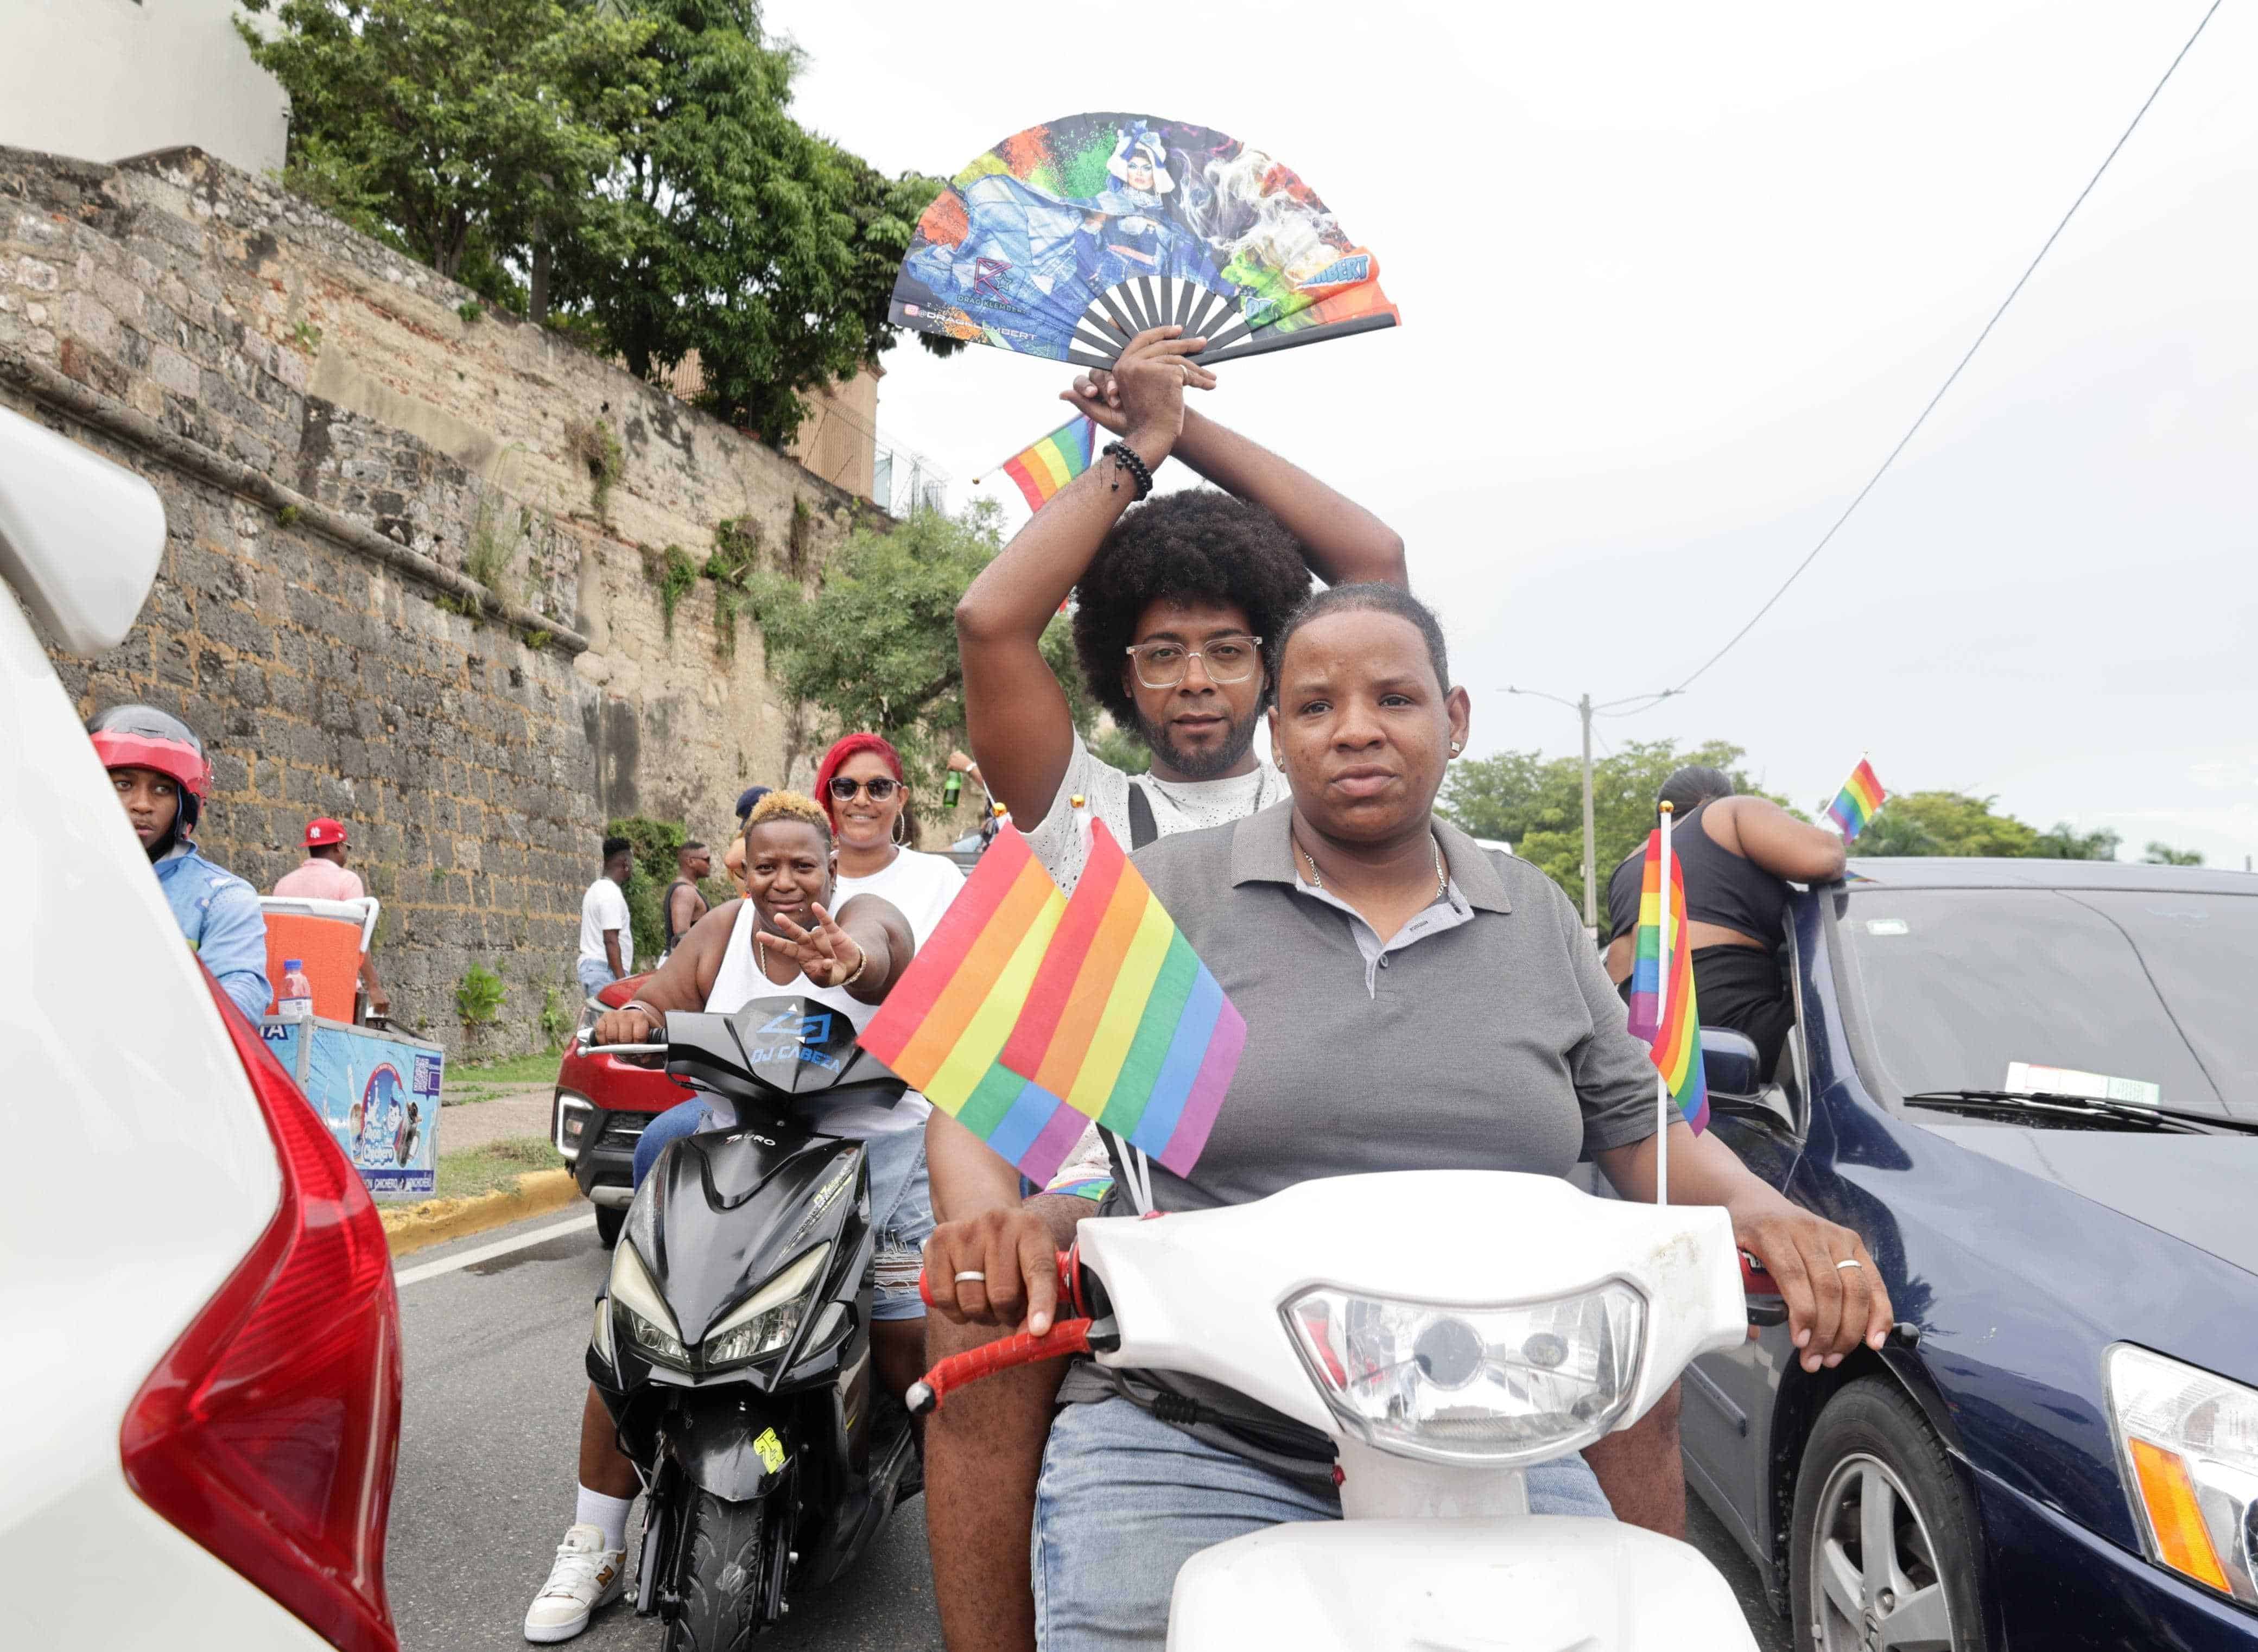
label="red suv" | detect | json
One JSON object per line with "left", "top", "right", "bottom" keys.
{"left": 550, "top": 975, "right": 692, "bottom": 1247}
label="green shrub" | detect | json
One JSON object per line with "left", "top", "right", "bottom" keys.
{"left": 456, "top": 963, "right": 507, "bottom": 1030}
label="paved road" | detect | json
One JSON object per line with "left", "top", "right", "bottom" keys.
{"left": 388, "top": 1209, "right": 1789, "bottom": 1652}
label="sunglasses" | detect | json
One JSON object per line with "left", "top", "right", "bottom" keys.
{"left": 827, "top": 776, "right": 900, "bottom": 801}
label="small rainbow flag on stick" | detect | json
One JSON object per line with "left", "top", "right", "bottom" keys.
{"left": 1825, "top": 757, "right": 1888, "bottom": 843}
{"left": 1625, "top": 806, "right": 1709, "bottom": 1189}
{"left": 859, "top": 821, "right": 1244, "bottom": 1185}
{"left": 981, "top": 416, "right": 1098, "bottom": 513}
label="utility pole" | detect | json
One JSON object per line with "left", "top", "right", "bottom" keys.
{"left": 1506, "top": 685, "right": 1679, "bottom": 936}
{"left": 1577, "top": 693, "right": 1596, "bottom": 932}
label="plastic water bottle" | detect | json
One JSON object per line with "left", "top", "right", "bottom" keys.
{"left": 279, "top": 960, "right": 314, "bottom": 1022}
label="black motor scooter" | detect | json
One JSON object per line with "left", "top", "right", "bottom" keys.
{"left": 583, "top": 996, "right": 920, "bottom": 1650}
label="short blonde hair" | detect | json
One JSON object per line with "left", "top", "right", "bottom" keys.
{"left": 745, "top": 789, "right": 831, "bottom": 840}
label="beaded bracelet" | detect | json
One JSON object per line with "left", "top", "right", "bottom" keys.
{"left": 1102, "top": 440, "right": 1155, "bottom": 500}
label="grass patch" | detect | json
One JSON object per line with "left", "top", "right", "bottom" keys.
{"left": 443, "top": 1049, "right": 560, "bottom": 1105}
{"left": 435, "top": 1135, "right": 561, "bottom": 1201}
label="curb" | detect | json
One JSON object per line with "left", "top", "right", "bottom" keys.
{"left": 381, "top": 1169, "right": 585, "bottom": 1259}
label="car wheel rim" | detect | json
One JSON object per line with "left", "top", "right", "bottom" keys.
{"left": 1807, "top": 1451, "right": 1957, "bottom": 1652}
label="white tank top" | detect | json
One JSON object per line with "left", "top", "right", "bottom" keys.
{"left": 703, "top": 900, "right": 929, "bottom": 1138}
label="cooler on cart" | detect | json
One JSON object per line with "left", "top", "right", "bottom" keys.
{"left": 257, "top": 894, "right": 445, "bottom": 1199}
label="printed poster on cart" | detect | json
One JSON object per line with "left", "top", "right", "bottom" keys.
{"left": 263, "top": 1018, "right": 445, "bottom": 1199}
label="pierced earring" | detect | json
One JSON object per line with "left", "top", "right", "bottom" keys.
{"left": 1449, "top": 741, "right": 1463, "bottom": 755}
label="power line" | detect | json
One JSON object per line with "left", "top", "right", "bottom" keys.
{"left": 1660, "top": 0, "right": 2222, "bottom": 697}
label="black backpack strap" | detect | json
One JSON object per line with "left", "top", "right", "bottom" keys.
{"left": 1125, "top": 781, "right": 1158, "bottom": 850}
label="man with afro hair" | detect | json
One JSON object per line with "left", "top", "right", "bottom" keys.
{"left": 931, "top": 325, "right": 1407, "bottom": 1652}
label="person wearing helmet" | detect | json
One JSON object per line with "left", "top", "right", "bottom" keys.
{"left": 275, "top": 817, "right": 391, "bottom": 1020}
{"left": 89, "top": 704, "right": 271, "bottom": 1022}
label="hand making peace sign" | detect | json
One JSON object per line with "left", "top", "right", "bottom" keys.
{"left": 762, "top": 902, "right": 867, "bottom": 989}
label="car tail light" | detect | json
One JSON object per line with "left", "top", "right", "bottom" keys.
{"left": 120, "top": 970, "right": 403, "bottom": 1651}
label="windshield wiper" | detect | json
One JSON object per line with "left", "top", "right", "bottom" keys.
{"left": 1901, "top": 1089, "right": 2258, "bottom": 1137}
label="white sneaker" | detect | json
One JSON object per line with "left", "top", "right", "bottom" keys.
{"left": 523, "top": 1523, "right": 626, "bottom": 1643}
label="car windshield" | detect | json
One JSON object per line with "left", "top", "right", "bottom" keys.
{"left": 1841, "top": 886, "right": 2258, "bottom": 1122}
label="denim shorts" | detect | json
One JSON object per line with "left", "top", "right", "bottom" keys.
{"left": 632, "top": 1100, "right": 931, "bottom": 1323}
{"left": 1031, "top": 1396, "right": 1613, "bottom": 1651}
{"left": 575, "top": 957, "right": 618, "bottom": 997}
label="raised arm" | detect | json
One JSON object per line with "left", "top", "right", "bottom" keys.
{"left": 1708, "top": 795, "right": 1847, "bottom": 884}
{"left": 1067, "top": 372, "right": 1407, "bottom": 588}
{"left": 955, "top": 326, "right": 1212, "bottom": 824}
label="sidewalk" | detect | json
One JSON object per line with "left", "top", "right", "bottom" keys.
{"left": 438, "top": 1085, "right": 554, "bottom": 1154}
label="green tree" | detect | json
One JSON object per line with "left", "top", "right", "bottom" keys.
{"left": 1848, "top": 791, "right": 2039, "bottom": 859}
{"left": 549, "top": 0, "right": 956, "bottom": 444}
{"left": 746, "top": 503, "right": 1092, "bottom": 820}
{"left": 2029, "top": 821, "right": 2123, "bottom": 861}
{"left": 237, "top": 0, "right": 647, "bottom": 292}
{"left": 1438, "top": 739, "right": 1789, "bottom": 918}
{"left": 2142, "top": 840, "right": 2204, "bottom": 866}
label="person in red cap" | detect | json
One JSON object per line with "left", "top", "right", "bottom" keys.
{"left": 88, "top": 704, "right": 270, "bottom": 1021}
{"left": 274, "top": 816, "right": 390, "bottom": 1019}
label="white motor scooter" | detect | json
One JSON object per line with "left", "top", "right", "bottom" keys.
{"left": 912, "top": 1169, "right": 1761, "bottom": 1651}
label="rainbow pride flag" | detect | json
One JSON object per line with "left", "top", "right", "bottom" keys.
{"left": 1825, "top": 758, "right": 1888, "bottom": 843}
{"left": 1625, "top": 819, "right": 1709, "bottom": 1135}
{"left": 991, "top": 416, "right": 1096, "bottom": 512}
{"left": 857, "top": 821, "right": 1244, "bottom": 1185}
{"left": 855, "top": 828, "right": 1067, "bottom": 1158}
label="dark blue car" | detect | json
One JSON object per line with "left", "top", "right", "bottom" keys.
{"left": 1679, "top": 857, "right": 2258, "bottom": 1651}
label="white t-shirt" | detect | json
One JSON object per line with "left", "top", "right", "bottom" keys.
{"left": 835, "top": 847, "right": 965, "bottom": 948}
{"left": 1022, "top": 732, "right": 1288, "bottom": 893}
{"left": 580, "top": 876, "right": 633, "bottom": 972}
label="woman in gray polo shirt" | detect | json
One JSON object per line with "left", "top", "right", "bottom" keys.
{"left": 924, "top": 582, "right": 1897, "bottom": 1652}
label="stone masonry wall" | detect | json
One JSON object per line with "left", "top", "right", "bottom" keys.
{"left": 0, "top": 144, "right": 889, "bottom": 1056}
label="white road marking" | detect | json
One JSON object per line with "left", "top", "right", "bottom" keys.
{"left": 394, "top": 1213, "right": 597, "bottom": 1287}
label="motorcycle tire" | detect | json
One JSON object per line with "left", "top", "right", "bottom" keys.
{"left": 1789, "top": 1377, "right": 1990, "bottom": 1652}
{"left": 595, "top": 1205, "right": 625, "bottom": 1249}
{"left": 664, "top": 1489, "right": 768, "bottom": 1652}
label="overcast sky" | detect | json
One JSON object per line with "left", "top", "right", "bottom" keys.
{"left": 770, "top": 1, "right": 2255, "bottom": 869}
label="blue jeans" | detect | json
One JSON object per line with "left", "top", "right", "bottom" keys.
{"left": 576, "top": 957, "right": 618, "bottom": 997}
{"left": 632, "top": 1101, "right": 932, "bottom": 1322}
{"left": 1031, "top": 1396, "right": 1613, "bottom": 1651}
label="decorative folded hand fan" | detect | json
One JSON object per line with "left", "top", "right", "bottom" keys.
{"left": 891, "top": 112, "right": 1400, "bottom": 370}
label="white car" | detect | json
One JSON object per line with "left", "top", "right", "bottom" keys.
{"left": 0, "top": 406, "right": 404, "bottom": 1650}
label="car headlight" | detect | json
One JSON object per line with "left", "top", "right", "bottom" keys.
{"left": 700, "top": 1246, "right": 831, "bottom": 1369}
{"left": 2105, "top": 1343, "right": 2258, "bottom": 1603}
{"left": 1284, "top": 1282, "right": 1645, "bottom": 1466}
{"left": 554, "top": 1093, "right": 595, "bottom": 1161}
{"left": 608, "top": 1241, "right": 690, "bottom": 1368}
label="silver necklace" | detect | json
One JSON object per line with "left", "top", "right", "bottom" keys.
{"left": 1296, "top": 832, "right": 1447, "bottom": 904}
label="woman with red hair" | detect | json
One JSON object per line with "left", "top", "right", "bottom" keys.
{"left": 815, "top": 733, "right": 966, "bottom": 945}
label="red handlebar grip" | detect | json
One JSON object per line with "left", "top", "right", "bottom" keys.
{"left": 906, "top": 1319, "right": 1094, "bottom": 1415}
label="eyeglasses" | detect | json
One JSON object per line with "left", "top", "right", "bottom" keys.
{"left": 1125, "top": 634, "right": 1264, "bottom": 689}
{"left": 828, "top": 776, "right": 900, "bottom": 801}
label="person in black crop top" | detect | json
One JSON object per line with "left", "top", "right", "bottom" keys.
{"left": 1602, "top": 765, "right": 1847, "bottom": 1080}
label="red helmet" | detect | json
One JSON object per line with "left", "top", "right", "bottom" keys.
{"left": 88, "top": 705, "right": 212, "bottom": 828}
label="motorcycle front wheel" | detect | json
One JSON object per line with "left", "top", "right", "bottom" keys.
{"left": 665, "top": 1489, "right": 769, "bottom": 1652}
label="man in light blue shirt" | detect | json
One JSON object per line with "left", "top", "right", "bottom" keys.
{"left": 90, "top": 705, "right": 270, "bottom": 1021}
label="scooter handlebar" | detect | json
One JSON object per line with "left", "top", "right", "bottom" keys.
{"left": 916, "top": 1248, "right": 1081, "bottom": 1312}
{"left": 906, "top": 1319, "right": 1095, "bottom": 1415}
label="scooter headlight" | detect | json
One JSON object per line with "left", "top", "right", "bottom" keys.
{"left": 701, "top": 1246, "right": 832, "bottom": 1370}
{"left": 2105, "top": 1343, "right": 2258, "bottom": 1604}
{"left": 1284, "top": 1282, "right": 1645, "bottom": 1466}
{"left": 610, "top": 1241, "right": 690, "bottom": 1369}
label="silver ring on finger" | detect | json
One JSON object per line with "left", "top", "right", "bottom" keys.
{"left": 953, "top": 1270, "right": 987, "bottom": 1285}
{"left": 1834, "top": 1259, "right": 1863, "bottom": 1272}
